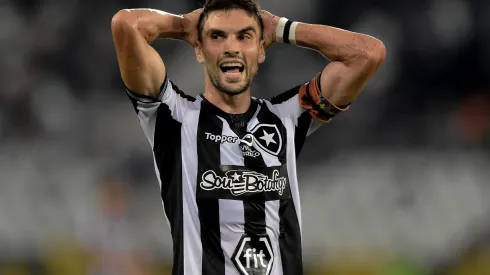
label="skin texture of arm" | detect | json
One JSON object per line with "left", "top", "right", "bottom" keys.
{"left": 295, "top": 23, "right": 386, "bottom": 106}
{"left": 111, "top": 9, "right": 201, "bottom": 98}
{"left": 262, "top": 11, "right": 386, "bottom": 107}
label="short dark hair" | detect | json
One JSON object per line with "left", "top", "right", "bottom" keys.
{"left": 198, "top": 0, "right": 264, "bottom": 42}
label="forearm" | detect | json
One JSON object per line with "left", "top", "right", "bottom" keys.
{"left": 294, "top": 22, "right": 385, "bottom": 64}
{"left": 112, "top": 9, "right": 186, "bottom": 44}
{"left": 111, "top": 8, "right": 189, "bottom": 97}
{"left": 270, "top": 14, "right": 385, "bottom": 110}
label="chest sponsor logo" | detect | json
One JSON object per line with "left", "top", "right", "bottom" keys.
{"left": 204, "top": 123, "right": 283, "bottom": 157}
{"left": 232, "top": 234, "right": 274, "bottom": 275}
{"left": 204, "top": 132, "right": 239, "bottom": 144}
{"left": 200, "top": 169, "right": 287, "bottom": 196}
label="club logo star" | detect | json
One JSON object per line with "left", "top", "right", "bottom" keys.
{"left": 259, "top": 130, "right": 277, "bottom": 147}
{"left": 231, "top": 172, "right": 241, "bottom": 182}
{"left": 249, "top": 123, "right": 282, "bottom": 156}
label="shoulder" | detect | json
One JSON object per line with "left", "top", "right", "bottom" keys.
{"left": 166, "top": 80, "right": 197, "bottom": 103}
{"left": 256, "top": 84, "right": 305, "bottom": 121}
{"left": 264, "top": 84, "right": 303, "bottom": 105}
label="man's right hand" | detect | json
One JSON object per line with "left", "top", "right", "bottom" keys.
{"left": 182, "top": 9, "right": 202, "bottom": 47}
{"left": 261, "top": 10, "right": 279, "bottom": 49}
{"left": 112, "top": 9, "right": 182, "bottom": 98}
{"left": 112, "top": 8, "right": 203, "bottom": 98}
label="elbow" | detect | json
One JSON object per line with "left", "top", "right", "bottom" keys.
{"left": 111, "top": 10, "right": 158, "bottom": 43}
{"left": 111, "top": 10, "right": 138, "bottom": 38}
{"left": 111, "top": 10, "right": 136, "bottom": 42}
{"left": 366, "top": 40, "right": 386, "bottom": 70}
{"left": 346, "top": 36, "right": 386, "bottom": 71}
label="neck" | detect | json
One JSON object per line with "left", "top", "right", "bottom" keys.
{"left": 203, "top": 79, "right": 251, "bottom": 114}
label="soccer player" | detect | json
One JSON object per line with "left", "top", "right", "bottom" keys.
{"left": 111, "top": 0, "right": 385, "bottom": 274}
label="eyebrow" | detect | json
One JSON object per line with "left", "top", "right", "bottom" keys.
{"left": 207, "top": 26, "right": 257, "bottom": 35}
{"left": 237, "top": 26, "right": 256, "bottom": 34}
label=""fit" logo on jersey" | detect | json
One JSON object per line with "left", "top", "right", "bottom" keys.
{"left": 232, "top": 234, "right": 274, "bottom": 275}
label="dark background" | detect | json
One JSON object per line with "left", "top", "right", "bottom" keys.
{"left": 0, "top": 0, "right": 489, "bottom": 274}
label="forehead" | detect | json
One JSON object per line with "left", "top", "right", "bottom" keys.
{"left": 204, "top": 9, "right": 259, "bottom": 32}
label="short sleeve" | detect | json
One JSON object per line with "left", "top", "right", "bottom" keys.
{"left": 264, "top": 73, "right": 342, "bottom": 156}
{"left": 264, "top": 76, "right": 326, "bottom": 137}
{"left": 126, "top": 76, "right": 195, "bottom": 147}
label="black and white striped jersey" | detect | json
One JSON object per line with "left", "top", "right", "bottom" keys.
{"left": 127, "top": 75, "right": 323, "bottom": 275}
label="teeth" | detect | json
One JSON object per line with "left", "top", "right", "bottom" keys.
{"left": 221, "top": 62, "right": 243, "bottom": 68}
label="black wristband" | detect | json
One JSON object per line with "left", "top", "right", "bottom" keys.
{"left": 283, "top": 20, "right": 293, "bottom": 44}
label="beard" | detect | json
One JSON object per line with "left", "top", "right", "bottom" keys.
{"left": 206, "top": 61, "right": 258, "bottom": 96}
{"left": 213, "top": 76, "right": 250, "bottom": 96}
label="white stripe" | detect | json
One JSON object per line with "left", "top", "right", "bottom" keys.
{"left": 264, "top": 95, "right": 302, "bottom": 126}
{"left": 275, "top": 17, "right": 289, "bottom": 43}
{"left": 152, "top": 157, "right": 171, "bottom": 229}
{"left": 289, "top": 21, "right": 299, "bottom": 45}
{"left": 159, "top": 79, "right": 194, "bottom": 123}
{"left": 182, "top": 102, "right": 203, "bottom": 275}
{"left": 247, "top": 107, "right": 260, "bottom": 131}
{"left": 283, "top": 118, "right": 303, "bottom": 233}
{"left": 265, "top": 93, "right": 323, "bottom": 137}
{"left": 265, "top": 200, "right": 283, "bottom": 275}
{"left": 133, "top": 77, "right": 195, "bottom": 147}
{"left": 134, "top": 100, "right": 171, "bottom": 227}
{"left": 218, "top": 117, "right": 243, "bottom": 166}
{"left": 218, "top": 118, "right": 246, "bottom": 275}
{"left": 136, "top": 102, "right": 160, "bottom": 148}
{"left": 219, "top": 200, "right": 245, "bottom": 275}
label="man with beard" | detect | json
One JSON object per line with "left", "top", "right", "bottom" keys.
{"left": 111, "top": 0, "right": 385, "bottom": 274}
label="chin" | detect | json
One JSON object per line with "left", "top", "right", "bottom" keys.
{"left": 214, "top": 79, "right": 250, "bottom": 96}
{"left": 217, "top": 85, "right": 248, "bottom": 96}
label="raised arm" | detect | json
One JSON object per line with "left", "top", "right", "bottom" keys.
{"left": 294, "top": 23, "right": 386, "bottom": 107}
{"left": 111, "top": 8, "right": 200, "bottom": 98}
{"left": 262, "top": 11, "right": 386, "bottom": 108}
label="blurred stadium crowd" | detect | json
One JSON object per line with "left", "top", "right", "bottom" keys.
{"left": 0, "top": 0, "right": 489, "bottom": 274}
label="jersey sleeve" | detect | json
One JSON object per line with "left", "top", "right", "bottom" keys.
{"left": 265, "top": 73, "right": 348, "bottom": 156}
{"left": 265, "top": 74, "right": 322, "bottom": 136}
{"left": 126, "top": 76, "right": 195, "bottom": 147}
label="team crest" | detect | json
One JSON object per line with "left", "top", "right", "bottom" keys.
{"left": 250, "top": 124, "right": 282, "bottom": 156}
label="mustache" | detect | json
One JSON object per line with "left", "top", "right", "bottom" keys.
{"left": 224, "top": 52, "right": 242, "bottom": 58}
{"left": 218, "top": 53, "right": 245, "bottom": 64}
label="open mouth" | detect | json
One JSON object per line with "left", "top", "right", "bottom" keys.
{"left": 220, "top": 62, "right": 245, "bottom": 74}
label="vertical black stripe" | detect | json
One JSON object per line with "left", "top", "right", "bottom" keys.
{"left": 279, "top": 199, "right": 303, "bottom": 275}
{"left": 197, "top": 110, "right": 225, "bottom": 275}
{"left": 257, "top": 102, "right": 304, "bottom": 274}
{"left": 243, "top": 199, "right": 266, "bottom": 236}
{"left": 152, "top": 104, "right": 184, "bottom": 275}
{"left": 295, "top": 111, "right": 313, "bottom": 157}
{"left": 242, "top": 159, "right": 267, "bottom": 237}
{"left": 283, "top": 20, "right": 293, "bottom": 44}
{"left": 228, "top": 107, "right": 268, "bottom": 237}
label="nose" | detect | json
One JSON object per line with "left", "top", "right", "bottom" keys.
{"left": 224, "top": 37, "right": 240, "bottom": 56}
